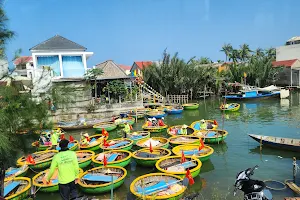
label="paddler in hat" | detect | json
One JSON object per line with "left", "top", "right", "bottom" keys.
{"left": 123, "top": 121, "right": 131, "bottom": 138}
{"left": 49, "top": 129, "right": 63, "bottom": 150}
{"left": 47, "top": 139, "right": 79, "bottom": 200}
{"left": 181, "top": 124, "right": 188, "bottom": 135}
{"left": 200, "top": 119, "right": 208, "bottom": 130}
{"left": 80, "top": 133, "right": 90, "bottom": 146}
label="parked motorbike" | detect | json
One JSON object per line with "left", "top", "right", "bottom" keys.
{"left": 234, "top": 165, "right": 273, "bottom": 200}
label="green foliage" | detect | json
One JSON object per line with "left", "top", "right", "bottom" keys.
{"left": 84, "top": 68, "right": 104, "bottom": 98}
{"left": 47, "top": 83, "right": 76, "bottom": 110}
{"left": 103, "top": 80, "right": 128, "bottom": 100}
{"left": 0, "top": 5, "right": 15, "bottom": 59}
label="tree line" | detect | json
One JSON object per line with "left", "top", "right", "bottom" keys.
{"left": 143, "top": 45, "right": 282, "bottom": 98}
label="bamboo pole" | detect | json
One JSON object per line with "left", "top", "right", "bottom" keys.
{"left": 293, "top": 157, "right": 297, "bottom": 183}
{"left": 260, "top": 136, "right": 263, "bottom": 151}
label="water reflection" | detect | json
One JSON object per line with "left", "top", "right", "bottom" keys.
{"left": 249, "top": 146, "right": 297, "bottom": 159}
{"left": 200, "top": 159, "right": 215, "bottom": 174}
{"left": 210, "top": 142, "right": 228, "bottom": 156}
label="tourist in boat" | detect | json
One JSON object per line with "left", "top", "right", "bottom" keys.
{"left": 123, "top": 122, "right": 131, "bottom": 138}
{"left": 46, "top": 139, "right": 79, "bottom": 200}
{"left": 200, "top": 119, "right": 207, "bottom": 130}
{"left": 81, "top": 133, "right": 90, "bottom": 146}
{"left": 39, "top": 135, "right": 48, "bottom": 145}
{"left": 181, "top": 124, "right": 188, "bottom": 135}
{"left": 151, "top": 117, "right": 158, "bottom": 126}
{"left": 158, "top": 118, "right": 165, "bottom": 126}
{"left": 49, "top": 130, "right": 62, "bottom": 150}
{"left": 146, "top": 119, "right": 152, "bottom": 127}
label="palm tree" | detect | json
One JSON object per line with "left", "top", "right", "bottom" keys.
{"left": 0, "top": 6, "right": 14, "bottom": 59}
{"left": 239, "top": 44, "right": 251, "bottom": 61}
{"left": 198, "top": 57, "right": 212, "bottom": 64}
{"left": 255, "top": 48, "right": 264, "bottom": 58}
{"left": 265, "top": 47, "right": 276, "bottom": 60}
{"left": 228, "top": 49, "right": 240, "bottom": 63}
{"left": 221, "top": 43, "right": 233, "bottom": 62}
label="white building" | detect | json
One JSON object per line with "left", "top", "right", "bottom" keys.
{"left": 13, "top": 56, "right": 34, "bottom": 78}
{"left": 29, "top": 35, "right": 93, "bottom": 95}
{"left": 274, "top": 36, "right": 300, "bottom": 86}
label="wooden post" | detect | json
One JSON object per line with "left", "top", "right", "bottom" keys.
{"left": 259, "top": 136, "right": 263, "bottom": 151}
{"left": 293, "top": 157, "right": 296, "bottom": 183}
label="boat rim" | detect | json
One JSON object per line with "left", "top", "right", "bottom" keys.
{"left": 135, "top": 137, "right": 169, "bottom": 148}
{"left": 5, "top": 177, "right": 31, "bottom": 200}
{"left": 131, "top": 148, "right": 172, "bottom": 160}
{"left": 142, "top": 124, "right": 168, "bottom": 130}
{"left": 155, "top": 156, "right": 202, "bottom": 175}
{"left": 17, "top": 150, "right": 58, "bottom": 166}
{"left": 78, "top": 166, "right": 127, "bottom": 188}
{"left": 5, "top": 165, "right": 29, "bottom": 181}
{"left": 194, "top": 130, "right": 229, "bottom": 139}
{"left": 130, "top": 173, "right": 185, "bottom": 199}
{"left": 80, "top": 135, "right": 108, "bottom": 149}
{"left": 172, "top": 145, "right": 214, "bottom": 158}
{"left": 92, "top": 150, "right": 132, "bottom": 165}
{"left": 169, "top": 135, "right": 200, "bottom": 145}
{"left": 76, "top": 150, "right": 95, "bottom": 164}
{"left": 99, "top": 138, "right": 133, "bottom": 150}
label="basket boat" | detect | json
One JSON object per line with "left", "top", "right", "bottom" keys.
{"left": 32, "top": 168, "right": 83, "bottom": 192}
{"left": 172, "top": 145, "right": 214, "bottom": 162}
{"left": 57, "top": 119, "right": 105, "bottom": 130}
{"left": 93, "top": 122, "right": 117, "bottom": 132}
{"left": 130, "top": 173, "right": 186, "bottom": 200}
{"left": 92, "top": 150, "right": 132, "bottom": 168}
{"left": 136, "top": 137, "right": 169, "bottom": 149}
{"left": 156, "top": 156, "right": 202, "bottom": 178}
{"left": 132, "top": 148, "right": 172, "bottom": 167}
{"left": 4, "top": 177, "right": 31, "bottom": 200}
{"left": 5, "top": 165, "right": 29, "bottom": 180}
{"left": 116, "top": 118, "right": 135, "bottom": 128}
{"left": 100, "top": 138, "right": 133, "bottom": 151}
{"left": 169, "top": 135, "right": 200, "bottom": 146}
{"left": 47, "top": 140, "right": 79, "bottom": 151}
{"left": 127, "top": 131, "right": 150, "bottom": 145}
{"left": 147, "top": 111, "right": 167, "bottom": 119}
{"left": 182, "top": 103, "right": 199, "bottom": 110}
{"left": 142, "top": 124, "right": 168, "bottom": 133}
{"left": 166, "top": 108, "right": 183, "bottom": 114}
{"left": 80, "top": 134, "right": 108, "bottom": 151}
{"left": 190, "top": 120, "right": 218, "bottom": 130}
{"left": 220, "top": 103, "right": 240, "bottom": 112}
{"left": 78, "top": 166, "right": 127, "bottom": 194}
{"left": 16, "top": 150, "right": 58, "bottom": 170}
{"left": 167, "top": 125, "right": 196, "bottom": 136}
{"left": 76, "top": 150, "right": 95, "bottom": 169}
{"left": 193, "top": 130, "right": 228, "bottom": 143}
{"left": 31, "top": 141, "right": 51, "bottom": 151}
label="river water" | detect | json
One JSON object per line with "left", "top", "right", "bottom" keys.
{"left": 28, "top": 92, "right": 300, "bottom": 200}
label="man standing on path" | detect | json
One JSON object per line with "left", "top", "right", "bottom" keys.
{"left": 47, "top": 139, "right": 79, "bottom": 200}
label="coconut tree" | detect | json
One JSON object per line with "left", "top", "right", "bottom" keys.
{"left": 228, "top": 49, "right": 241, "bottom": 63}
{"left": 198, "top": 57, "right": 212, "bottom": 64}
{"left": 255, "top": 48, "right": 265, "bottom": 58}
{"left": 221, "top": 43, "right": 233, "bottom": 62}
{"left": 0, "top": 6, "right": 14, "bottom": 59}
{"left": 239, "top": 44, "right": 251, "bottom": 61}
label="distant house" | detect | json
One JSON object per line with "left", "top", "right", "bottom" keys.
{"left": 29, "top": 35, "right": 94, "bottom": 95}
{"left": 272, "top": 59, "right": 300, "bottom": 86}
{"left": 93, "top": 60, "right": 131, "bottom": 98}
{"left": 130, "top": 61, "right": 153, "bottom": 77}
{"left": 13, "top": 56, "right": 33, "bottom": 78}
{"left": 274, "top": 36, "right": 300, "bottom": 86}
{"left": 119, "top": 64, "right": 131, "bottom": 75}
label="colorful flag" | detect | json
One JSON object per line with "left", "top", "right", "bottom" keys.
{"left": 102, "top": 128, "right": 109, "bottom": 137}
{"left": 103, "top": 155, "right": 108, "bottom": 167}
{"left": 149, "top": 142, "right": 153, "bottom": 153}
{"left": 185, "top": 169, "right": 194, "bottom": 185}
{"left": 181, "top": 151, "right": 186, "bottom": 163}
{"left": 26, "top": 155, "right": 35, "bottom": 164}
{"left": 69, "top": 135, "right": 74, "bottom": 142}
{"left": 199, "top": 138, "right": 205, "bottom": 151}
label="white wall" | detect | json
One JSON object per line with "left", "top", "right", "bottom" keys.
{"left": 276, "top": 44, "right": 300, "bottom": 61}
{"left": 0, "top": 59, "right": 9, "bottom": 79}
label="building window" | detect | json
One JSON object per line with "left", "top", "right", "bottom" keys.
{"left": 37, "top": 56, "right": 60, "bottom": 77}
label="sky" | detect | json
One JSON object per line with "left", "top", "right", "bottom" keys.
{"left": 4, "top": 0, "right": 300, "bottom": 68}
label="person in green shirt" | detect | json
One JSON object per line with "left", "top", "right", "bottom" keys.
{"left": 200, "top": 119, "right": 207, "bottom": 130}
{"left": 47, "top": 139, "right": 79, "bottom": 200}
{"left": 123, "top": 122, "right": 131, "bottom": 138}
{"left": 181, "top": 124, "right": 188, "bottom": 135}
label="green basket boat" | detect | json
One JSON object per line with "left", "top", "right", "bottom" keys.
{"left": 132, "top": 148, "right": 171, "bottom": 167}
{"left": 190, "top": 119, "right": 218, "bottom": 130}
{"left": 100, "top": 138, "right": 133, "bottom": 151}
{"left": 93, "top": 122, "right": 117, "bottom": 132}
{"left": 172, "top": 145, "right": 214, "bottom": 162}
{"left": 136, "top": 137, "right": 169, "bottom": 149}
{"left": 169, "top": 135, "right": 200, "bottom": 146}
{"left": 80, "top": 134, "right": 108, "bottom": 151}
{"left": 31, "top": 141, "right": 51, "bottom": 151}
{"left": 76, "top": 150, "right": 95, "bottom": 169}
{"left": 16, "top": 150, "right": 58, "bottom": 170}
{"left": 47, "top": 140, "right": 79, "bottom": 151}
{"left": 127, "top": 131, "right": 150, "bottom": 145}
{"left": 193, "top": 130, "right": 228, "bottom": 143}
{"left": 167, "top": 125, "right": 196, "bottom": 136}
{"left": 142, "top": 124, "right": 168, "bottom": 133}
{"left": 116, "top": 118, "right": 135, "bottom": 128}
{"left": 32, "top": 168, "right": 83, "bottom": 192}
{"left": 182, "top": 103, "right": 199, "bottom": 110}
{"left": 78, "top": 166, "right": 127, "bottom": 194}
{"left": 5, "top": 165, "right": 29, "bottom": 180}
{"left": 92, "top": 150, "right": 132, "bottom": 167}
{"left": 130, "top": 173, "right": 186, "bottom": 200}
{"left": 4, "top": 177, "right": 31, "bottom": 200}
{"left": 220, "top": 103, "right": 240, "bottom": 112}
{"left": 156, "top": 156, "right": 202, "bottom": 178}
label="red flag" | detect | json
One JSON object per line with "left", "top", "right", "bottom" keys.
{"left": 102, "top": 129, "right": 109, "bottom": 137}
{"left": 34, "top": 141, "right": 40, "bottom": 147}
{"left": 26, "top": 155, "right": 35, "bottom": 164}
{"left": 69, "top": 135, "right": 74, "bottom": 142}
{"left": 103, "top": 155, "right": 108, "bottom": 166}
{"left": 199, "top": 138, "right": 205, "bottom": 151}
{"left": 60, "top": 134, "right": 65, "bottom": 140}
{"left": 181, "top": 151, "right": 186, "bottom": 163}
{"left": 185, "top": 169, "right": 194, "bottom": 185}
{"left": 103, "top": 139, "right": 109, "bottom": 147}
{"left": 129, "top": 125, "right": 133, "bottom": 130}
{"left": 213, "top": 120, "right": 218, "bottom": 125}
{"left": 149, "top": 142, "right": 153, "bottom": 153}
